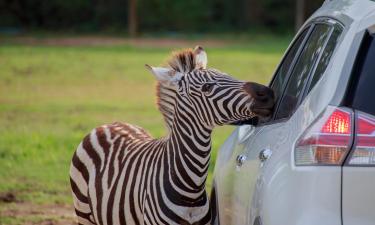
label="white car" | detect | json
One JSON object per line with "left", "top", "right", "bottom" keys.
{"left": 211, "top": 1, "right": 375, "bottom": 225}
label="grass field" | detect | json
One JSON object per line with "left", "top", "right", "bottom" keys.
{"left": 0, "top": 36, "right": 289, "bottom": 224}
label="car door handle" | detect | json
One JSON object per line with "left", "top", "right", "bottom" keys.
{"left": 236, "top": 154, "right": 247, "bottom": 167}
{"left": 259, "top": 148, "right": 272, "bottom": 162}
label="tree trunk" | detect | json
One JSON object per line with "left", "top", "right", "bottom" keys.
{"left": 245, "top": 0, "right": 262, "bottom": 26}
{"left": 128, "top": 0, "right": 137, "bottom": 37}
{"left": 295, "top": 0, "right": 305, "bottom": 32}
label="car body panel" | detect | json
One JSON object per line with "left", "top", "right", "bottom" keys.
{"left": 342, "top": 167, "right": 375, "bottom": 225}
{"left": 214, "top": 125, "right": 263, "bottom": 224}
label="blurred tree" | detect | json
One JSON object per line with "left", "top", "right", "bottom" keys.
{"left": 257, "top": 0, "right": 295, "bottom": 32}
{"left": 295, "top": 0, "right": 325, "bottom": 31}
{"left": 295, "top": 0, "right": 305, "bottom": 31}
{"left": 94, "top": 0, "right": 127, "bottom": 31}
{"left": 138, "top": 0, "right": 212, "bottom": 32}
{"left": 0, "top": 0, "right": 94, "bottom": 30}
{"left": 0, "top": 0, "right": 324, "bottom": 34}
{"left": 244, "top": 0, "right": 262, "bottom": 26}
{"left": 128, "top": 0, "right": 137, "bottom": 36}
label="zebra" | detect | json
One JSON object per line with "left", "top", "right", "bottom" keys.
{"left": 69, "top": 46, "right": 274, "bottom": 225}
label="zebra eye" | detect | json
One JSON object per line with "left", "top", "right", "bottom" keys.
{"left": 202, "top": 83, "right": 215, "bottom": 93}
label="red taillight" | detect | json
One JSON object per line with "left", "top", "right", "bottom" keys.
{"left": 321, "top": 110, "right": 351, "bottom": 134}
{"left": 295, "top": 107, "right": 353, "bottom": 166}
{"left": 348, "top": 112, "right": 375, "bottom": 165}
{"left": 357, "top": 115, "right": 375, "bottom": 134}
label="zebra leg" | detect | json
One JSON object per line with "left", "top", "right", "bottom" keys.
{"left": 70, "top": 174, "right": 96, "bottom": 224}
{"left": 70, "top": 145, "right": 97, "bottom": 225}
{"left": 71, "top": 188, "right": 96, "bottom": 224}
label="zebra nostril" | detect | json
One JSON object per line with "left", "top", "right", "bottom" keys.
{"left": 256, "top": 90, "right": 267, "bottom": 98}
{"left": 243, "top": 82, "right": 274, "bottom": 102}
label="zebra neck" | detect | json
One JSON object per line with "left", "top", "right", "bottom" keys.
{"left": 165, "top": 104, "right": 213, "bottom": 189}
{"left": 156, "top": 83, "right": 177, "bottom": 131}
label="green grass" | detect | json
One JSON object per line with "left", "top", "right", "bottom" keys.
{"left": 0, "top": 38, "right": 287, "bottom": 213}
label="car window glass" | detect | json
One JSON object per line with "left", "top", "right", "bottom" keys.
{"left": 275, "top": 24, "right": 332, "bottom": 120}
{"left": 271, "top": 28, "right": 310, "bottom": 102}
{"left": 348, "top": 32, "right": 375, "bottom": 116}
{"left": 307, "top": 27, "right": 342, "bottom": 93}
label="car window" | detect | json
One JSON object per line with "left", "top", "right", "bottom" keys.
{"left": 275, "top": 24, "right": 332, "bottom": 120}
{"left": 271, "top": 27, "right": 310, "bottom": 103}
{"left": 306, "top": 26, "right": 342, "bottom": 94}
{"left": 347, "top": 32, "right": 375, "bottom": 116}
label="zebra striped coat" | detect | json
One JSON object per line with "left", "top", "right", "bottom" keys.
{"left": 70, "top": 46, "right": 274, "bottom": 225}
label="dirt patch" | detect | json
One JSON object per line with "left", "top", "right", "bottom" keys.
{"left": 0, "top": 202, "right": 76, "bottom": 225}
{"left": 0, "top": 192, "right": 17, "bottom": 203}
{"left": 3, "top": 36, "right": 232, "bottom": 48}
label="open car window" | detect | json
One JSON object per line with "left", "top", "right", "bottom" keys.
{"left": 275, "top": 23, "right": 333, "bottom": 120}
{"left": 270, "top": 27, "right": 311, "bottom": 107}
{"left": 230, "top": 26, "right": 311, "bottom": 126}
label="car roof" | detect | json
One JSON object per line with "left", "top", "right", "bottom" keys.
{"left": 309, "top": 0, "right": 375, "bottom": 26}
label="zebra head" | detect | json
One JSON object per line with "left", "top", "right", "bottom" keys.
{"left": 146, "top": 46, "right": 275, "bottom": 128}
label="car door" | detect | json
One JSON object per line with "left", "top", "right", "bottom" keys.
{"left": 230, "top": 21, "right": 342, "bottom": 225}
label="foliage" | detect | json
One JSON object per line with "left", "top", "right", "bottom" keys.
{"left": 0, "top": 0, "right": 324, "bottom": 33}
{"left": 0, "top": 0, "right": 94, "bottom": 29}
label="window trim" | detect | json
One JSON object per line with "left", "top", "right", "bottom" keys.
{"left": 257, "top": 17, "right": 344, "bottom": 127}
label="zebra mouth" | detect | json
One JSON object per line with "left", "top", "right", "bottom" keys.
{"left": 229, "top": 116, "right": 259, "bottom": 126}
{"left": 251, "top": 106, "right": 273, "bottom": 118}
{"left": 250, "top": 95, "right": 275, "bottom": 118}
{"left": 230, "top": 106, "right": 272, "bottom": 126}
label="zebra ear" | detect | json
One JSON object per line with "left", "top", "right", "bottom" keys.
{"left": 145, "top": 64, "right": 183, "bottom": 85}
{"left": 194, "top": 46, "right": 207, "bottom": 69}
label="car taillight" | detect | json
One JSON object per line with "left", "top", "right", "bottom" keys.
{"left": 295, "top": 106, "right": 353, "bottom": 166}
{"left": 347, "top": 112, "right": 375, "bottom": 165}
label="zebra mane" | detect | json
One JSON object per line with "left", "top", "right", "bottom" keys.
{"left": 156, "top": 48, "right": 201, "bottom": 131}
{"left": 167, "top": 48, "right": 197, "bottom": 73}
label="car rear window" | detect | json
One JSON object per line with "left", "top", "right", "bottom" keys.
{"left": 346, "top": 32, "right": 375, "bottom": 115}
